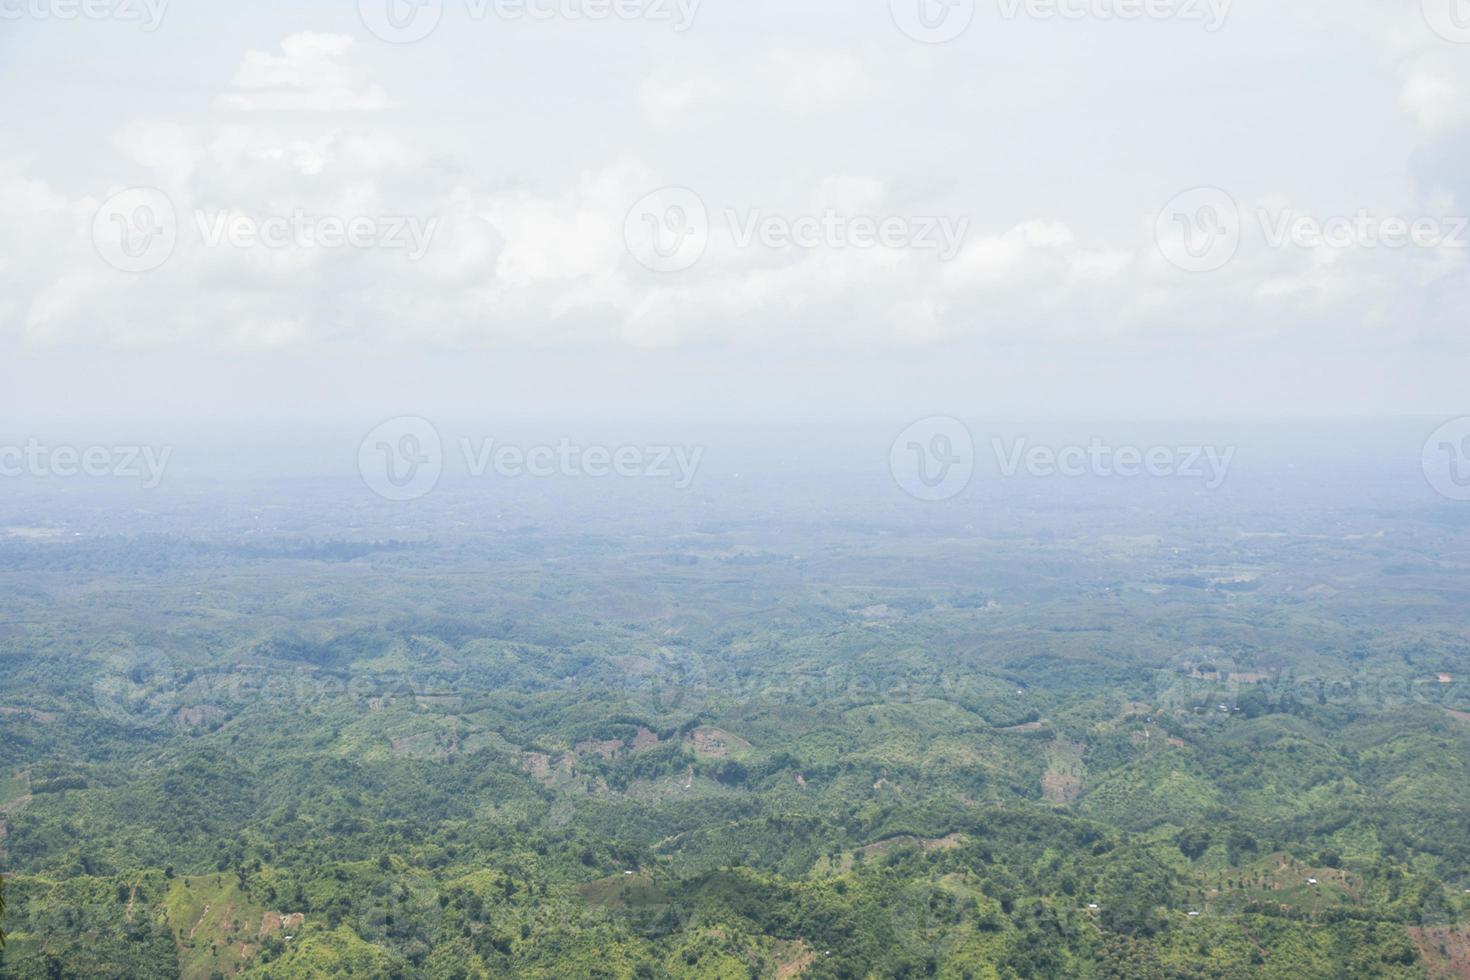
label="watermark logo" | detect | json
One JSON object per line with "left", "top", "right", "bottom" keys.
{"left": 626, "top": 187, "right": 971, "bottom": 273}
{"left": 0, "top": 440, "right": 172, "bottom": 488}
{"left": 359, "top": 0, "right": 444, "bottom": 43}
{"left": 1259, "top": 209, "right": 1468, "bottom": 251}
{"left": 1158, "top": 189, "right": 1468, "bottom": 273}
{"left": 93, "top": 646, "right": 177, "bottom": 728}
{"left": 460, "top": 437, "right": 704, "bottom": 488}
{"left": 891, "top": 417, "right": 975, "bottom": 501}
{"left": 94, "top": 192, "right": 440, "bottom": 274}
{"left": 1154, "top": 648, "right": 1242, "bottom": 714}
{"left": 727, "top": 210, "right": 969, "bottom": 260}
{"left": 890, "top": 0, "right": 975, "bottom": 43}
{"left": 1155, "top": 187, "right": 1240, "bottom": 273}
{"left": 0, "top": 0, "right": 168, "bottom": 30}
{"left": 992, "top": 437, "right": 1235, "bottom": 488}
{"left": 360, "top": 0, "right": 699, "bottom": 43}
{"left": 996, "top": 0, "right": 1231, "bottom": 31}
{"left": 1424, "top": 417, "right": 1470, "bottom": 501}
{"left": 359, "top": 419, "right": 706, "bottom": 501}
{"left": 195, "top": 210, "right": 438, "bottom": 260}
{"left": 625, "top": 187, "right": 709, "bottom": 273}
{"left": 1423, "top": 0, "right": 1470, "bottom": 43}
{"left": 359, "top": 417, "right": 444, "bottom": 502}
{"left": 92, "top": 187, "right": 178, "bottom": 274}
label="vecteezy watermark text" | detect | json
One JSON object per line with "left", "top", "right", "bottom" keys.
{"left": 625, "top": 187, "right": 970, "bottom": 273}
{"left": 0, "top": 440, "right": 172, "bottom": 488}
{"left": 92, "top": 188, "right": 440, "bottom": 273}
{"left": 358, "top": 417, "right": 706, "bottom": 501}
{"left": 997, "top": 0, "right": 1230, "bottom": 31}
{"left": 890, "top": 417, "right": 1236, "bottom": 501}
{"left": 460, "top": 438, "right": 703, "bottom": 488}
{"left": 1258, "top": 209, "right": 1469, "bottom": 251}
{"left": 0, "top": 0, "right": 167, "bottom": 29}
{"left": 726, "top": 210, "right": 969, "bottom": 259}
{"left": 1156, "top": 187, "right": 1468, "bottom": 273}
{"left": 195, "top": 210, "right": 438, "bottom": 261}
{"left": 993, "top": 437, "right": 1235, "bottom": 489}
{"left": 358, "top": 0, "right": 700, "bottom": 44}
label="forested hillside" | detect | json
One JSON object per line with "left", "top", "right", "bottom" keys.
{"left": 3, "top": 470, "right": 1470, "bottom": 978}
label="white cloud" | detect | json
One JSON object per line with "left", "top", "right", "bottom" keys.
{"left": 215, "top": 33, "right": 393, "bottom": 113}
{"left": 1399, "top": 69, "right": 1469, "bottom": 136}
{"left": 638, "top": 42, "right": 882, "bottom": 127}
{"left": 1, "top": 8, "right": 1468, "bottom": 384}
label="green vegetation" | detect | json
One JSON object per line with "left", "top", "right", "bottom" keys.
{"left": 2, "top": 477, "right": 1469, "bottom": 977}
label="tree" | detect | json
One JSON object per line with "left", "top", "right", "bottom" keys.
{"left": 1177, "top": 829, "right": 1212, "bottom": 861}
{"left": 1, "top": 872, "right": 7, "bottom": 948}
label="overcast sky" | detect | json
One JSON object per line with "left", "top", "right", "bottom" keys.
{"left": 1, "top": 0, "right": 1467, "bottom": 423}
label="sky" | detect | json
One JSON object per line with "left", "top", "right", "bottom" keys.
{"left": 1, "top": 0, "right": 1468, "bottom": 424}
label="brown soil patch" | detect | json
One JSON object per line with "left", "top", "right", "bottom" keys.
{"left": 773, "top": 939, "right": 817, "bottom": 979}
{"left": 997, "top": 720, "right": 1046, "bottom": 733}
{"left": 631, "top": 726, "right": 661, "bottom": 752}
{"left": 857, "top": 833, "right": 964, "bottom": 860}
{"left": 0, "top": 794, "right": 33, "bottom": 816}
{"left": 260, "top": 912, "right": 306, "bottom": 938}
{"left": 1410, "top": 926, "right": 1470, "bottom": 979}
{"left": 1042, "top": 772, "right": 1083, "bottom": 805}
{"left": 687, "top": 727, "right": 753, "bottom": 759}
{"left": 188, "top": 904, "right": 212, "bottom": 940}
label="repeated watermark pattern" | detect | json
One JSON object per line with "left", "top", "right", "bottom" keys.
{"left": 1422, "top": 0, "right": 1470, "bottom": 43}
{"left": 1258, "top": 210, "right": 1469, "bottom": 251}
{"left": 1156, "top": 188, "right": 1468, "bottom": 273}
{"left": 360, "top": 417, "right": 444, "bottom": 502}
{"left": 0, "top": 440, "right": 172, "bottom": 488}
{"left": 625, "top": 187, "right": 970, "bottom": 273}
{"left": 0, "top": 0, "right": 167, "bottom": 29}
{"left": 359, "top": 417, "right": 706, "bottom": 501}
{"left": 890, "top": 417, "right": 976, "bottom": 502}
{"left": 890, "top": 0, "right": 1230, "bottom": 42}
{"left": 997, "top": 0, "right": 1231, "bottom": 31}
{"left": 89, "top": 646, "right": 981, "bottom": 731}
{"left": 890, "top": 418, "right": 1236, "bottom": 500}
{"left": 890, "top": 0, "right": 976, "bottom": 43}
{"left": 91, "top": 188, "right": 439, "bottom": 273}
{"left": 1424, "top": 417, "right": 1470, "bottom": 502}
{"left": 358, "top": 0, "right": 701, "bottom": 44}
{"left": 993, "top": 437, "right": 1235, "bottom": 489}
{"left": 93, "top": 187, "right": 178, "bottom": 274}
{"left": 1155, "top": 187, "right": 1240, "bottom": 273}
{"left": 195, "top": 210, "right": 438, "bottom": 260}
{"left": 1155, "top": 660, "right": 1470, "bottom": 715}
